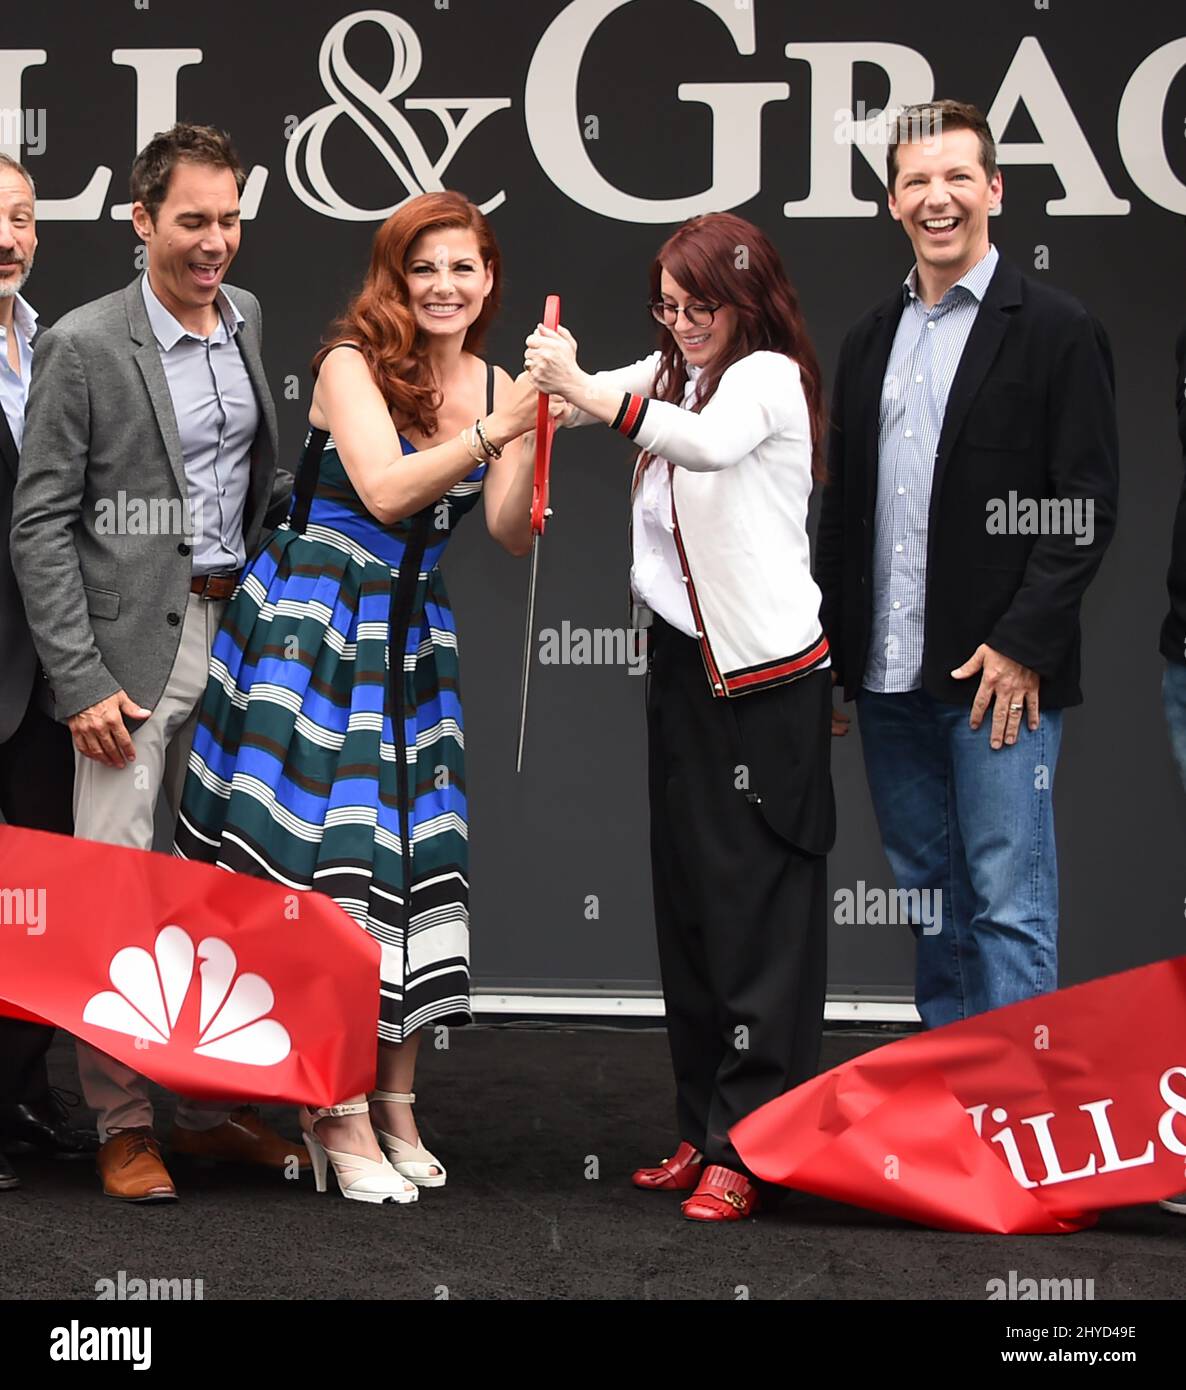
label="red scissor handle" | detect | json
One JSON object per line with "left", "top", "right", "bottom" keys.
{"left": 531, "top": 295, "right": 561, "bottom": 535}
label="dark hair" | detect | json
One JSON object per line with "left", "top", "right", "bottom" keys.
{"left": 885, "top": 100, "right": 998, "bottom": 191}
{"left": 0, "top": 154, "right": 35, "bottom": 199}
{"left": 312, "top": 190, "right": 501, "bottom": 439}
{"left": 643, "top": 212, "right": 827, "bottom": 482}
{"left": 129, "top": 123, "right": 246, "bottom": 222}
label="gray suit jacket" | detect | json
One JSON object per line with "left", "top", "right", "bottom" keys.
{"left": 10, "top": 276, "right": 291, "bottom": 721}
{"left": 0, "top": 332, "right": 39, "bottom": 744}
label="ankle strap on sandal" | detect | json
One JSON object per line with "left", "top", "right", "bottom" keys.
{"left": 370, "top": 1090, "right": 415, "bottom": 1104}
{"left": 309, "top": 1102, "right": 370, "bottom": 1118}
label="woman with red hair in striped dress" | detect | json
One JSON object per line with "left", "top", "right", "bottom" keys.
{"left": 526, "top": 212, "right": 834, "bottom": 1223}
{"left": 176, "top": 191, "right": 539, "bottom": 1204}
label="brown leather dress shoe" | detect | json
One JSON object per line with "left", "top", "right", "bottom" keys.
{"left": 97, "top": 1129, "right": 178, "bottom": 1203}
{"left": 169, "top": 1106, "right": 310, "bottom": 1170}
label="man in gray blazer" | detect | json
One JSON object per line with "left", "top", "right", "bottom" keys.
{"left": 11, "top": 124, "right": 299, "bottom": 1202}
{"left": 0, "top": 154, "right": 98, "bottom": 1192}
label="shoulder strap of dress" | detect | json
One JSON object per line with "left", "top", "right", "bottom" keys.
{"left": 290, "top": 429, "right": 328, "bottom": 534}
{"left": 290, "top": 343, "right": 367, "bottom": 531}
{"left": 486, "top": 362, "right": 495, "bottom": 416}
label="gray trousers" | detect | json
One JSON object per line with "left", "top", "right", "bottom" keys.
{"left": 73, "top": 593, "right": 232, "bottom": 1140}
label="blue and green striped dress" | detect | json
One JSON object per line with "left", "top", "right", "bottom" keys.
{"left": 174, "top": 366, "right": 493, "bottom": 1042}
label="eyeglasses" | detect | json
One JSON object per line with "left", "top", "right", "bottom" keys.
{"left": 648, "top": 300, "right": 721, "bottom": 328}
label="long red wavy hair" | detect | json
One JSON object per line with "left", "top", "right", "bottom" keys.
{"left": 643, "top": 212, "right": 827, "bottom": 482}
{"left": 312, "top": 191, "right": 502, "bottom": 437}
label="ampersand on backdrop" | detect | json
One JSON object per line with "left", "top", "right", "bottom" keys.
{"left": 285, "top": 9, "right": 511, "bottom": 221}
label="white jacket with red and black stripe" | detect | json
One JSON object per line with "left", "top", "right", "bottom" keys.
{"left": 564, "top": 347, "right": 829, "bottom": 697}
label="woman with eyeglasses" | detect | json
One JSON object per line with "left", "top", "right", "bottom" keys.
{"left": 524, "top": 212, "right": 834, "bottom": 1223}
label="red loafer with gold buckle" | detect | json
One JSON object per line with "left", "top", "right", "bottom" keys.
{"left": 631, "top": 1141, "right": 703, "bottom": 1192}
{"left": 681, "top": 1163, "right": 759, "bottom": 1221}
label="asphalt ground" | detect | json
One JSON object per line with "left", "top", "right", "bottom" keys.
{"left": 1, "top": 1025, "right": 1183, "bottom": 1303}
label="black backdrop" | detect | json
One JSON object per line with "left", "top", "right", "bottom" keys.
{"left": 6, "top": 0, "right": 1185, "bottom": 1003}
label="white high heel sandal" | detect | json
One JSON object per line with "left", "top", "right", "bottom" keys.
{"left": 369, "top": 1090, "right": 447, "bottom": 1188}
{"left": 300, "top": 1102, "right": 419, "bottom": 1205}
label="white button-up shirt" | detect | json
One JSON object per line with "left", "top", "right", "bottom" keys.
{"left": 141, "top": 274, "right": 260, "bottom": 574}
{"left": 863, "top": 244, "right": 1000, "bottom": 692}
{"left": 630, "top": 363, "right": 700, "bottom": 637}
{"left": 0, "top": 292, "right": 37, "bottom": 453}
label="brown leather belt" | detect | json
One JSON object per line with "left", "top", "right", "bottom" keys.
{"left": 190, "top": 571, "right": 240, "bottom": 600}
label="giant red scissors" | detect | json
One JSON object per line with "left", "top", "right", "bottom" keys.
{"left": 516, "top": 294, "right": 560, "bottom": 771}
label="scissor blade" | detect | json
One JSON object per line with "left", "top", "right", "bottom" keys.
{"left": 515, "top": 533, "right": 541, "bottom": 772}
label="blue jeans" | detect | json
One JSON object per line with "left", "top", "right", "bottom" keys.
{"left": 856, "top": 688, "right": 1063, "bottom": 1029}
{"left": 1163, "top": 661, "right": 1186, "bottom": 790}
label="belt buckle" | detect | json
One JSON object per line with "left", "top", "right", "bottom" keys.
{"left": 197, "top": 571, "right": 235, "bottom": 601}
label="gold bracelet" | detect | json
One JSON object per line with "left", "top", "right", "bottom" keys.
{"left": 474, "top": 416, "right": 503, "bottom": 460}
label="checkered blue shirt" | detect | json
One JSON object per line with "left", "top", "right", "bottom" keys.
{"left": 863, "top": 244, "right": 1000, "bottom": 692}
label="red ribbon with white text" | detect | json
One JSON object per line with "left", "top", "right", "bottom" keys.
{"left": 732, "top": 956, "right": 1186, "bottom": 1233}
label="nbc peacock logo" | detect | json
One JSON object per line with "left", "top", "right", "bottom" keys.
{"left": 82, "top": 925, "right": 291, "bottom": 1066}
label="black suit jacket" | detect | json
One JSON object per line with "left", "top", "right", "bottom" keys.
{"left": 816, "top": 255, "right": 1119, "bottom": 709}
{"left": 1158, "top": 324, "right": 1186, "bottom": 665}
{"left": 0, "top": 324, "right": 40, "bottom": 744}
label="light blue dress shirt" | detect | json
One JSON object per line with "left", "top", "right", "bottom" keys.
{"left": 0, "top": 292, "right": 37, "bottom": 453}
{"left": 863, "top": 244, "right": 1000, "bottom": 693}
{"left": 140, "top": 274, "right": 260, "bottom": 575}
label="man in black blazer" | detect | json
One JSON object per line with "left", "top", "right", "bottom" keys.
{"left": 1157, "top": 322, "right": 1186, "bottom": 1216}
{"left": 0, "top": 154, "right": 97, "bottom": 1191}
{"left": 817, "top": 101, "right": 1118, "bottom": 1029}
{"left": 1158, "top": 323, "right": 1186, "bottom": 755}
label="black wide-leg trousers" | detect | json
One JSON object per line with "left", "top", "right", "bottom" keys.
{"left": 646, "top": 616, "right": 833, "bottom": 1173}
{"left": 0, "top": 695, "right": 75, "bottom": 1106}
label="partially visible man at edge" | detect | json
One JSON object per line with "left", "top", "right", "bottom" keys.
{"left": 1156, "top": 314, "right": 1186, "bottom": 1217}
{"left": 0, "top": 154, "right": 99, "bottom": 1194}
